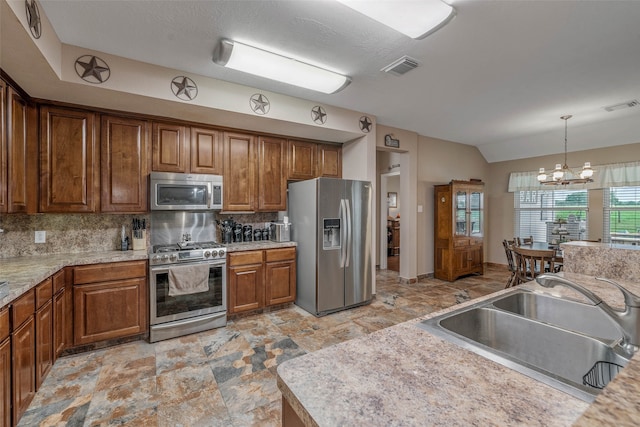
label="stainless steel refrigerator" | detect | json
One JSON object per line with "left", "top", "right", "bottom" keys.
{"left": 288, "top": 177, "right": 372, "bottom": 316}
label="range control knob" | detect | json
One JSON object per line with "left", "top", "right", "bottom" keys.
{"left": 211, "top": 250, "right": 218, "bottom": 258}
{"left": 152, "top": 255, "right": 160, "bottom": 263}
{"left": 169, "top": 254, "right": 178, "bottom": 262}
{"left": 204, "top": 251, "right": 211, "bottom": 258}
{"left": 218, "top": 249, "right": 226, "bottom": 258}
{"left": 160, "top": 254, "right": 169, "bottom": 262}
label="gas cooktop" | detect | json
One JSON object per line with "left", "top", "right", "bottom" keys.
{"left": 150, "top": 241, "right": 226, "bottom": 265}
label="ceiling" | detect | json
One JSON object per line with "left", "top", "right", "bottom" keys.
{"left": 7, "top": 0, "right": 640, "bottom": 162}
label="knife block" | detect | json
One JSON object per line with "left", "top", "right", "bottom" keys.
{"left": 132, "top": 230, "right": 147, "bottom": 251}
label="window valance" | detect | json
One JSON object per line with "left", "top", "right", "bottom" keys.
{"left": 508, "top": 161, "right": 640, "bottom": 192}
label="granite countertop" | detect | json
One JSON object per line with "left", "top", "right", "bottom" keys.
{"left": 0, "top": 250, "right": 149, "bottom": 309}
{"left": 225, "top": 240, "right": 296, "bottom": 252}
{"left": 0, "top": 240, "right": 297, "bottom": 310}
{"left": 276, "top": 272, "right": 640, "bottom": 426}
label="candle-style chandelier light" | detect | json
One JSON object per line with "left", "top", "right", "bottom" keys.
{"left": 537, "top": 115, "right": 594, "bottom": 185}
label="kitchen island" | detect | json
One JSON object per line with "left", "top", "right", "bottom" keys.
{"left": 276, "top": 272, "right": 640, "bottom": 426}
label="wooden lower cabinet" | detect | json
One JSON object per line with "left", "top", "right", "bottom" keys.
{"left": 265, "top": 248, "right": 296, "bottom": 306}
{"left": 228, "top": 251, "right": 264, "bottom": 314}
{"left": 53, "top": 289, "right": 66, "bottom": 359}
{"left": 228, "top": 248, "right": 296, "bottom": 314}
{"left": 1, "top": 306, "right": 11, "bottom": 427}
{"left": 73, "top": 278, "right": 146, "bottom": 346}
{"left": 73, "top": 260, "right": 148, "bottom": 346}
{"left": 35, "top": 300, "right": 53, "bottom": 390}
{"left": 12, "top": 316, "right": 35, "bottom": 424}
{"left": 0, "top": 337, "right": 10, "bottom": 427}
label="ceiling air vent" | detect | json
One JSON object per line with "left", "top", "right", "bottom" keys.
{"left": 603, "top": 99, "right": 640, "bottom": 112}
{"left": 381, "top": 56, "right": 419, "bottom": 76}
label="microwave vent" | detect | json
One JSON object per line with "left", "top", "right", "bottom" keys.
{"left": 381, "top": 56, "right": 419, "bottom": 76}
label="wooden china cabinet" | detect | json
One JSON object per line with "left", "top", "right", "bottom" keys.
{"left": 434, "top": 180, "right": 485, "bottom": 281}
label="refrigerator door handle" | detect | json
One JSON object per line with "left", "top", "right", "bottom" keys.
{"left": 340, "top": 199, "right": 347, "bottom": 268}
{"left": 345, "top": 199, "right": 352, "bottom": 268}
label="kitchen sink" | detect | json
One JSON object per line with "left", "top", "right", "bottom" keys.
{"left": 492, "top": 291, "right": 621, "bottom": 340}
{"left": 417, "top": 289, "right": 630, "bottom": 402}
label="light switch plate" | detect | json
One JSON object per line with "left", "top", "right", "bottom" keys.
{"left": 35, "top": 230, "right": 46, "bottom": 243}
{"left": 418, "top": 205, "right": 423, "bottom": 213}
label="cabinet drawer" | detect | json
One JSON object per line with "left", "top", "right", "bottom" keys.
{"left": 74, "top": 260, "right": 147, "bottom": 285}
{"left": 265, "top": 247, "right": 296, "bottom": 263}
{"left": 454, "top": 239, "right": 470, "bottom": 247}
{"left": 229, "top": 251, "right": 263, "bottom": 267}
{"left": 35, "top": 278, "right": 53, "bottom": 309}
{"left": 11, "top": 289, "right": 35, "bottom": 328}
{"left": 52, "top": 269, "right": 66, "bottom": 294}
{"left": 0, "top": 307, "right": 8, "bottom": 341}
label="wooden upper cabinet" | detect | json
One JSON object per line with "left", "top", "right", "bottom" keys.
{"left": 152, "top": 122, "right": 189, "bottom": 172}
{"left": 258, "top": 136, "right": 287, "bottom": 211}
{"left": 190, "top": 126, "right": 223, "bottom": 174}
{"left": 317, "top": 143, "right": 342, "bottom": 178}
{"left": 287, "top": 139, "right": 316, "bottom": 181}
{"left": 0, "top": 79, "right": 5, "bottom": 213}
{"left": 6, "top": 86, "right": 38, "bottom": 214}
{"left": 40, "top": 106, "right": 98, "bottom": 213}
{"left": 101, "top": 115, "right": 150, "bottom": 212}
{"left": 223, "top": 132, "right": 256, "bottom": 211}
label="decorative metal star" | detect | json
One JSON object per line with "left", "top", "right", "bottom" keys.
{"left": 250, "top": 93, "right": 270, "bottom": 115}
{"left": 359, "top": 116, "right": 372, "bottom": 133}
{"left": 75, "top": 55, "right": 110, "bottom": 84}
{"left": 171, "top": 76, "right": 198, "bottom": 101}
{"left": 25, "top": 0, "right": 41, "bottom": 39}
{"left": 311, "top": 106, "right": 327, "bottom": 125}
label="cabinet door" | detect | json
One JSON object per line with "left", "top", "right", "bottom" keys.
{"left": 265, "top": 260, "right": 296, "bottom": 306}
{"left": 190, "top": 127, "right": 223, "bottom": 174}
{"left": 40, "top": 106, "right": 97, "bottom": 212}
{"left": 287, "top": 139, "right": 316, "bottom": 181}
{"left": 35, "top": 300, "right": 53, "bottom": 390}
{"left": 0, "top": 337, "right": 10, "bottom": 427}
{"left": 73, "top": 277, "right": 146, "bottom": 345}
{"left": 0, "top": 79, "right": 5, "bottom": 213}
{"left": 152, "top": 122, "right": 189, "bottom": 172}
{"left": 258, "top": 136, "right": 287, "bottom": 211}
{"left": 228, "top": 264, "right": 264, "bottom": 314}
{"left": 6, "top": 87, "right": 38, "bottom": 213}
{"left": 317, "top": 143, "right": 341, "bottom": 178}
{"left": 53, "top": 289, "right": 66, "bottom": 360}
{"left": 101, "top": 115, "right": 150, "bottom": 212}
{"left": 12, "top": 316, "right": 35, "bottom": 423}
{"left": 223, "top": 132, "right": 256, "bottom": 211}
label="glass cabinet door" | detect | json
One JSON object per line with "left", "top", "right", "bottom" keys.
{"left": 455, "top": 191, "right": 467, "bottom": 235}
{"left": 470, "top": 191, "right": 483, "bottom": 237}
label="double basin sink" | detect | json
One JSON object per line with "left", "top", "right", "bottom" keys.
{"left": 417, "top": 288, "right": 631, "bottom": 402}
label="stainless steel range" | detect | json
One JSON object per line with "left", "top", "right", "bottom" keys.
{"left": 149, "top": 239, "right": 227, "bottom": 342}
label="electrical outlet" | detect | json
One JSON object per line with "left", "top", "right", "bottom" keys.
{"left": 35, "top": 230, "right": 46, "bottom": 243}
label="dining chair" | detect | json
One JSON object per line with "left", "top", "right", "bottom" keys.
{"left": 502, "top": 239, "right": 518, "bottom": 288}
{"left": 516, "top": 236, "right": 534, "bottom": 246}
{"left": 513, "top": 246, "right": 556, "bottom": 283}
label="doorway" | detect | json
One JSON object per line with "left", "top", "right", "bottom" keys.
{"left": 380, "top": 171, "right": 400, "bottom": 271}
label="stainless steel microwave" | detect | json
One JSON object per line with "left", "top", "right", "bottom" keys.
{"left": 150, "top": 172, "right": 223, "bottom": 210}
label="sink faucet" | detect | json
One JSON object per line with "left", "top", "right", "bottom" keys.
{"left": 536, "top": 273, "right": 640, "bottom": 354}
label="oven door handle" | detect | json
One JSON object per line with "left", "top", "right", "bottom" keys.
{"left": 151, "top": 311, "right": 226, "bottom": 330}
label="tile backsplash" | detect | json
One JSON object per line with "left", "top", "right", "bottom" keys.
{"left": 0, "top": 212, "right": 280, "bottom": 259}
{"left": 0, "top": 213, "right": 149, "bottom": 258}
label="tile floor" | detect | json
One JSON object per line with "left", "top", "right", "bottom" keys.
{"left": 20, "top": 266, "right": 508, "bottom": 427}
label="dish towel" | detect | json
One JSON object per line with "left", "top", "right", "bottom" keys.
{"left": 168, "top": 264, "right": 210, "bottom": 296}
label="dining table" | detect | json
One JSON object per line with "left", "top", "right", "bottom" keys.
{"left": 519, "top": 241, "right": 564, "bottom": 264}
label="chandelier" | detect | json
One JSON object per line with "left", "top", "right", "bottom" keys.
{"left": 537, "top": 115, "right": 594, "bottom": 186}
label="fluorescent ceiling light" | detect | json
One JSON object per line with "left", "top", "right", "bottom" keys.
{"left": 213, "top": 39, "right": 351, "bottom": 94}
{"left": 336, "top": 0, "right": 456, "bottom": 39}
